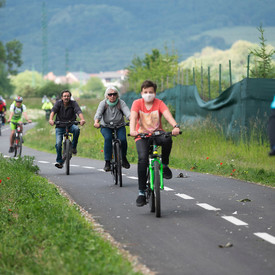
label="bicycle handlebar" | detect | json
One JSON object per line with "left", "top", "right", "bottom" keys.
{"left": 54, "top": 121, "right": 80, "bottom": 126}
{"left": 9, "top": 121, "right": 30, "bottom": 125}
{"left": 128, "top": 130, "right": 182, "bottom": 138}
{"left": 100, "top": 121, "right": 129, "bottom": 129}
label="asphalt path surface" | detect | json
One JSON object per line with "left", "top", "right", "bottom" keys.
{"left": 1, "top": 123, "right": 275, "bottom": 275}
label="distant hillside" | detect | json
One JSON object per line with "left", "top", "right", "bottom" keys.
{"left": 179, "top": 40, "right": 275, "bottom": 83}
{"left": 0, "top": 0, "right": 275, "bottom": 75}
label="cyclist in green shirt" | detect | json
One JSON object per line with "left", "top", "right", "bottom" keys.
{"left": 7, "top": 96, "right": 32, "bottom": 153}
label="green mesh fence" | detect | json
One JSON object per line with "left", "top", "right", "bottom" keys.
{"left": 121, "top": 78, "right": 275, "bottom": 139}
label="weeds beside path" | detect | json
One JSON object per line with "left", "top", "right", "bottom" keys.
{"left": 0, "top": 156, "right": 146, "bottom": 274}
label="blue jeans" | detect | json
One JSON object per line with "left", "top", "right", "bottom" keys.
{"left": 55, "top": 125, "right": 80, "bottom": 163}
{"left": 100, "top": 126, "right": 127, "bottom": 161}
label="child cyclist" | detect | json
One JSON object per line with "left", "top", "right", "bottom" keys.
{"left": 129, "top": 80, "right": 180, "bottom": 207}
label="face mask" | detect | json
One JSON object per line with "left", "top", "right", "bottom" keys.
{"left": 142, "top": 93, "right": 155, "bottom": 103}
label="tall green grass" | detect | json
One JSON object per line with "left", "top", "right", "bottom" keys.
{"left": 24, "top": 112, "right": 275, "bottom": 187}
{"left": 0, "top": 156, "right": 142, "bottom": 274}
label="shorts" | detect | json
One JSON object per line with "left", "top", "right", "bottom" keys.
{"left": 10, "top": 118, "right": 22, "bottom": 130}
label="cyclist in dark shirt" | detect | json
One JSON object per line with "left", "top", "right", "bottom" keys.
{"left": 49, "top": 90, "right": 86, "bottom": 169}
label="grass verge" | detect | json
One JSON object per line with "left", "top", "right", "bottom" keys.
{"left": 0, "top": 156, "right": 144, "bottom": 275}
{"left": 24, "top": 115, "right": 275, "bottom": 188}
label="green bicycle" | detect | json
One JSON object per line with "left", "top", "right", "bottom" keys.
{"left": 138, "top": 131, "right": 181, "bottom": 218}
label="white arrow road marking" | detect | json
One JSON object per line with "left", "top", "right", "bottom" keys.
{"left": 70, "top": 164, "right": 80, "bottom": 167}
{"left": 197, "top": 203, "right": 221, "bottom": 211}
{"left": 175, "top": 193, "right": 194, "bottom": 200}
{"left": 82, "top": 166, "right": 95, "bottom": 169}
{"left": 222, "top": 216, "right": 248, "bottom": 226}
{"left": 254, "top": 233, "right": 275, "bottom": 245}
{"left": 38, "top": 161, "right": 50, "bottom": 164}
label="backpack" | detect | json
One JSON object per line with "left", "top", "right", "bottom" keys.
{"left": 14, "top": 105, "right": 23, "bottom": 113}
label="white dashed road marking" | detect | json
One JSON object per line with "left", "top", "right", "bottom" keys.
{"left": 175, "top": 193, "right": 194, "bottom": 200}
{"left": 164, "top": 186, "right": 174, "bottom": 191}
{"left": 197, "top": 203, "right": 221, "bottom": 211}
{"left": 254, "top": 233, "right": 275, "bottom": 245}
{"left": 221, "top": 216, "right": 248, "bottom": 226}
{"left": 34, "top": 159, "right": 275, "bottom": 246}
{"left": 128, "top": 176, "right": 138, "bottom": 180}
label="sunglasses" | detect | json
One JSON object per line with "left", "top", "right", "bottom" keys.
{"left": 108, "top": 93, "right": 118, "bottom": 96}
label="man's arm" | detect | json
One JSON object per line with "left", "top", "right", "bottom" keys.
{"left": 7, "top": 112, "right": 14, "bottom": 122}
{"left": 49, "top": 111, "right": 55, "bottom": 126}
{"left": 78, "top": 112, "right": 86, "bottom": 126}
{"left": 23, "top": 112, "right": 32, "bottom": 123}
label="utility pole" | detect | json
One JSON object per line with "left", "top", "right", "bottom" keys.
{"left": 41, "top": 2, "right": 48, "bottom": 76}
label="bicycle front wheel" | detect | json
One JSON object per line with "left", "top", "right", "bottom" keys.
{"left": 65, "top": 139, "right": 71, "bottom": 175}
{"left": 13, "top": 136, "right": 18, "bottom": 157}
{"left": 18, "top": 135, "right": 23, "bottom": 157}
{"left": 154, "top": 161, "right": 161, "bottom": 217}
{"left": 115, "top": 142, "right": 122, "bottom": 187}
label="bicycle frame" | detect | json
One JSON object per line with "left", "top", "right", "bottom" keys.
{"left": 55, "top": 121, "right": 79, "bottom": 175}
{"left": 148, "top": 142, "right": 164, "bottom": 191}
{"left": 101, "top": 121, "right": 129, "bottom": 187}
{"left": 11, "top": 122, "right": 25, "bottom": 157}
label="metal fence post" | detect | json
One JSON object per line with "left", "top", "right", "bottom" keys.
{"left": 201, "top": 66, "right": 203, "bottom": 98}
{"left": 247, "top": 55, "right": 250, "bottom": 78}
{"left": 219, "top": 64, "right": 222, "bottom": 94}
{"left": 208, "top": 66, "right": 211, "bottom": 100}
{"left": 229, "top": 59, "right": 232, "bottom": 86}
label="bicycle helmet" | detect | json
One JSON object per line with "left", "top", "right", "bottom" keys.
{"left": 15, "top": 96, "right": 23, "bottom": 102}
{"left": 0, "top": 96, "right": 3, "bottom": 101}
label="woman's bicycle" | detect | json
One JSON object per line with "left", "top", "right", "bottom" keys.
{"left": 101, "top": 122, "right": 129, "bottom": 187}
{"left": 11, "top": 122, "right": 28, "bottom": 157}
{"left": 55, "top": 121, "right": 80, "bottom": 175}
{"left": 137, "top": 131, "right": 181, "bottom": 218}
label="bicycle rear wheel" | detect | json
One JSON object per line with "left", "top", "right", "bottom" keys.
{"left": 154, "top": 161, "right": 161, "bottom": 217}
{"left": 65, "top": 139, "right": 71, "bottom": 175}
{"left": 115, "top": 142, "right": 122, "bottom": 187}
{"left": 111, "top": 145, "right": 118, "bottom": 185}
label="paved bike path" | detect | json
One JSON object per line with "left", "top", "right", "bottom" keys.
{"left": 0, "top": 124, "right": 274, "bottom": 275}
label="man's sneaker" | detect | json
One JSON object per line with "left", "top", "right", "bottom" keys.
{"left": 122, "top": 157, "right": 130, "bottom": 169}
{"left": 104, "top": 160, "right": 111, "bottom": 172}
{"left": 136, "top": 195, "right": 146, "bottom": 207}
{"left": 8, "top": 146, "right": 14, "bottom": 153}
{"left": 72, "top": 148, "right": 77, "bottom": 155}
{"left": 55, "top": 162, "right": 63, "bottom": 169}
{"left": 163, "top": 165, "right": 172, "bottom": 179}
